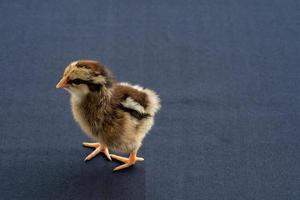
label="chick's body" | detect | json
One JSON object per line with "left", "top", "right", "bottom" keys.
{"left": 71, "top": 83, "right": 160, "bottom": 153}
{"left": 56, "top": 60, "right": 160, "bottom": 171}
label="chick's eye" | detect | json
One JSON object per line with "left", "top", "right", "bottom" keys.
{"left": 71, "top": 79, "right": 82, "bottom": 85}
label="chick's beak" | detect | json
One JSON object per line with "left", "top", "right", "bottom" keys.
{"left": 56, "top": 77, "right": 69, "bottom": 88}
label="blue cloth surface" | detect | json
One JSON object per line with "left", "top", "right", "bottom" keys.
{"left": 0, "top": 0, "right": 299, "bottom": 199}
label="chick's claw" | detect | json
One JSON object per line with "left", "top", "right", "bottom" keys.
{"left": 110, "top": 152, "right": 144, "bottom": 171}
{"left": 110, "top": 154, "right": 144, "bottom": 162}
{"left": 82, "top": 142, "right": 112, "bottom": 161}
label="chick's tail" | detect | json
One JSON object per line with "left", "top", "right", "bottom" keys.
{"left": 144, "top": 88, "right": 161, "bottom": 116}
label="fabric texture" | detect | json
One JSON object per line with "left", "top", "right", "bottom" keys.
{"left": 0, "top": 0, "right": 299, "bottom": 199}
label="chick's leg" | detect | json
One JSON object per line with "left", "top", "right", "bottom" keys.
{"left": 82, "top": 142, "right": 111, "bottom": 161}
{"left": 110, "top": 151, "right": 144, "bottom": 171}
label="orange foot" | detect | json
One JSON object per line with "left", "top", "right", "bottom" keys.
{"left": 82, "top": 142, "right": 111, "bottom": 161}
{"left": 110, "top": 152, "right": 144, "bottom": 171}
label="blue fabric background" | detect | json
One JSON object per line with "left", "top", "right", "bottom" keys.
{"left": 0, "top": 0, "right": 299, "bottom": 199}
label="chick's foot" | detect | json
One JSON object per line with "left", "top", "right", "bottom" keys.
{"left": 82, "top": 142, "right": 111, "bottom": 161}
{"left": 110, "top": 152, "right": 144, "bottom": 171}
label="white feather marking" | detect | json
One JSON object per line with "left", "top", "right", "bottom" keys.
{"left": 121, "top": 97, "right": 146, "bottom": 113}
{"left": 118, "top": 82, "right": 161, "bottom": 115}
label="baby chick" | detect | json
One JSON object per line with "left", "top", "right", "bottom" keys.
{"left": 56, "top": 60, "right": 161, "bottom": 171}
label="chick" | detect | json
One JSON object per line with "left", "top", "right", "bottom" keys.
{"left": 56, "top": 60, "right": 161, "bottom": 171}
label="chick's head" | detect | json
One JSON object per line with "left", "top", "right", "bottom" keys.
{"left": 56, "top": 60, "right": 113, "bottom": 97}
